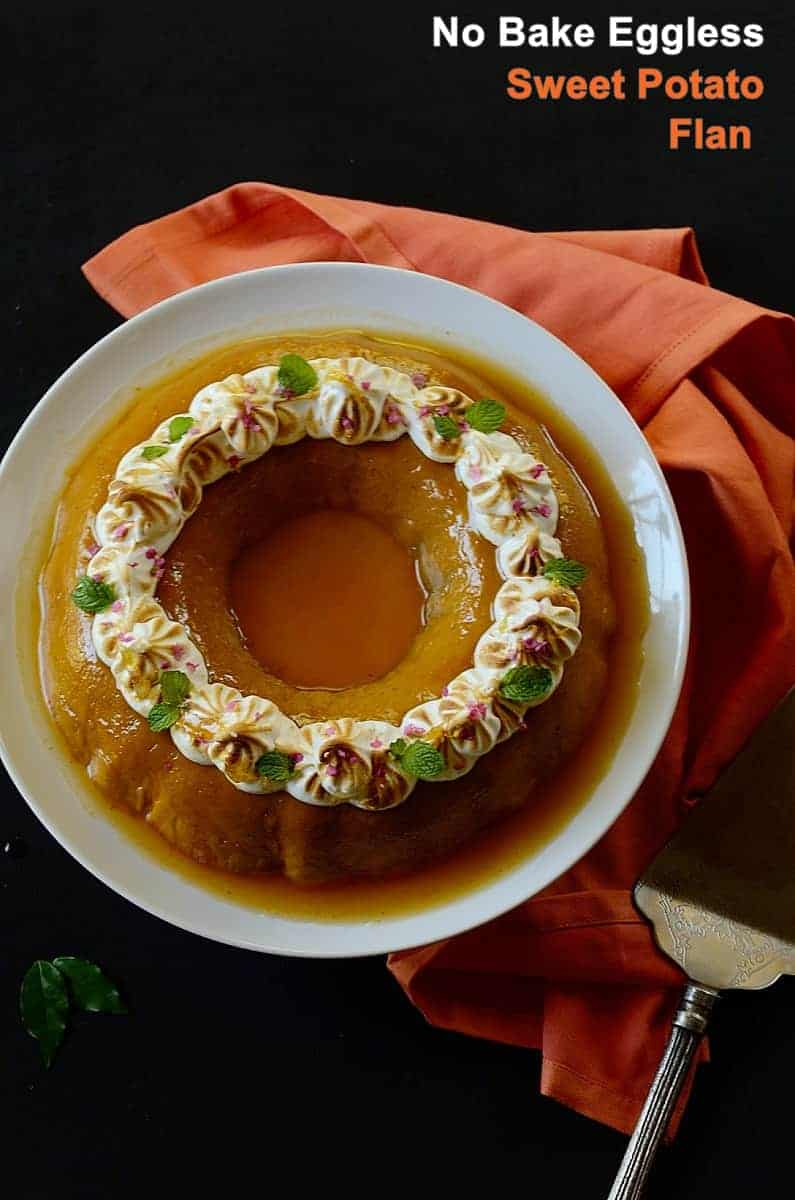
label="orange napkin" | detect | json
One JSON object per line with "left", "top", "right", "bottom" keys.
{"left": 84, "top": 183, "right": 795, "bottom": 1136}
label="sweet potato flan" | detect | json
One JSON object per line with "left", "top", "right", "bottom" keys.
{"left": 39, "top": 332, "right": 643, "bottom": 891}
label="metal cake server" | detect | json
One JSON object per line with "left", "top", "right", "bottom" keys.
{"left": 608, "top": 688, "right": 795, "bottom": 1199}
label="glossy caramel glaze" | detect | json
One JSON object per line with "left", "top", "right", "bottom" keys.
{"left": 38, "top": 331, "right": 647, "bottom": 912}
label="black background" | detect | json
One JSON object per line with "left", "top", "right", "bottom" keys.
{"left": 3, "top": 5, "right": 793, "bottom": 1197}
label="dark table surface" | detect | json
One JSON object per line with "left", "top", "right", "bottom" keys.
{"left": 3, "top": 6, "right": 793, "bottom": 1197}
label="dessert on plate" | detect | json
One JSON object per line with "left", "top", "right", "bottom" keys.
{"left": 40, "top": 332, "right": 636, "bottom": 888}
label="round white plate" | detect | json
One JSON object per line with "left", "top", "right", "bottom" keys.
{"left": 0, "top": 264, "right": 688, "bottom": 957}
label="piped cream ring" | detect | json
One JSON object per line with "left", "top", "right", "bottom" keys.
{"left": 83, "top": 357, "right": 579, "bottom": 811}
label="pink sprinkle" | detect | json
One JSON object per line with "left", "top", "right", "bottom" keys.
{"left": 340, "top": 416, "right": 354, "bottom": 430}
{"left": 523, "top": 636, "right": 549, "bottom": 656}
{"left": 172, "top": 645, "right": 185, "bottom": 661}
{"left": 86, "top": 542, "right": 100, "bottom": 557}
{"left": 242, "top": 411, "right": 259, "bottom": 431}
{"left": 112, "top": 523, "right": 130, "bottom": 540}
{"left": 91, "top": 573, "right": 104, "bottom": 583}
{"left": 469, "top": 465, "right": 482, "bottom": 483}
{"left": 227, "top": 455, "right": 241, "bottom": 469}
{"left": 403, "top": 722, "right": 425, "bottom": 737}
{"left": 372, "top": 759, "right": 386, "bottom": 779}
{"left": 119, "top": 633, "right": 134, "bottom": 644}
{"left": 530, "top": 463, "right": 546, "bottom": 479}
{"left": 326, "top": 764, "right": 339, "bottom": 777}
{"left": 386, "top": 405, "right": 403, "bottom": 426}
{"left": 186, "top": 661, "right": 199, "bottom": 672}
{"left": 420, "top": 405, "right": 432, "bottom": 418}
{"left": 293, "top": 753, "right": 304, "bottom": 764}
{"left": 511, "top": 498, "right": 526, "bottom": 515}
{"left": 437, "top": 404, "right": 449, "bottom": 416}
{"left": 111, "top": 600, "right": 124, "bottom": 613}
{"left": 528, "top": 547, "right": 541, "bottom": 563}
{"left": 532, "top": 502, "right": 552, "bottom": 519}
{"left": 361, "top": 380, "right": 371, "bottom": 391}
{"left": 160, "top": 660, "right": 170, "bottom": 669}
{"left": 224, "top": 701, "right": 239, "bottom": 713}
{"left": 468, "top": 702, "right": 487, "bottom": 720}
{"left": 145, "top": 547, "right": 157, "bottom": 560}
{"left": 370, "top": 738, "right": 383, "bottom": 750}
{"left": 459, "top": 723, "right": 476, "bottom": 742}
{"left": 411, "top": 372, "right": 427, "bottom": 388}
{"left": 441, "top": 686, "right": 449, "bottom": 697}
{"left": 324, "top": 725, "right": 337, "bottom": 737}
{"left": 460, "top": 420, "right": 470, "bottom": 432}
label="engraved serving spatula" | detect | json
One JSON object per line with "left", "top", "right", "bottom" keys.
{"left": 608, "top": 688, "right": 795, "bottom": 1199}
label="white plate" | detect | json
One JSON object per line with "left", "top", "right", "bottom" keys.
{"left": 0, "top": 264, "right": 689, "bottom": 957}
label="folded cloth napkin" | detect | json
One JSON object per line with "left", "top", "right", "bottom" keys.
{"left": 84, "top": 182, "right": 795, "bottom": 1136}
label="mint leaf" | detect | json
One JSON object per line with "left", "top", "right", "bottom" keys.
{"left": 499, "top": 665, "right": 553, "bottom": 703}
{"left": 168, "top": 415, "right": 195, "bottom": 442}
{"left": 142, "top": 444, "right": 169, "bottom": 461}
{"left": 466, "top": 398, "right": 505, "bottom": 434}
{"left": 52, "top": 958, "right": 126, "bottom": 1014}
{"left": 542, "top": 558, "right": 588, "bottom": 588}
{"left": 20, "top": 961, "right": 69, "bottom": 1068}
{"left": 255, "top": 750, "right": 295, "bottom": 783}
{"left": 160, "top": 669, "right": 190, "bottom": 706}
{"left": 432, "top": 413, "right": 461, "bottom": 441}
{"left": 389, "top": 738, "right": 445, "bottom": 779}
{"left": 148, "top": 703, "right": 180, "bottom": 732}
{"left": 71, "top": 576, "right": 115, "bottom": 614}
{"left": 277, "top": 354, "right": 317, "bottom": 397}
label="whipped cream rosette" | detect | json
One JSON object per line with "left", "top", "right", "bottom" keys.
{"left": 72, "top": 354, "right": 586, "bottom": 811}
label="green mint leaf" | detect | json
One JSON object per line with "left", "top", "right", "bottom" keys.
{"left": 148, "top": 703, "right": 180, "bottom": 732}
{"left": 389, "top": 735, "right": 446, "bottom": 778}
{"left": 255, "top": 750, "right": 295, "bottom": 783}
{"left": 168, "top": 415, "right": 195, "bottom": 442}
{"left": 52, "top": 958, "right": 127, "bottom": 1015}
{"left": 142, "top": 444, "right": 169, "bottom": 461}
{"left": 542, "top": 558, "right": 588, "bottom": 588}
{"left": 277, "top": 354, "right": 317, "bottom": 397}
{"left": 71, "top": 576, "right": 116, "bottom": 614}
{"left": 432, "top": 413, "right": 461, "bottom": 441}
{"left": 399, "top": 741, "right": 445, "bottom": 780}
{"left": 160, "top": 669, "right": 190, "bottom": 707}
{"left": 466, "top": 398, "right": 506, "bottom": 434}
{"left": 499, "top": 665, "right": 553, "bottom": 704}
{"left": 20, "top": 961, "right": 70, "bottom": 1069}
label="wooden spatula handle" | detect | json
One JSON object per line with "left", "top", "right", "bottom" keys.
{"left": 607, "top": 983, "right": 719, "bottom": 1200}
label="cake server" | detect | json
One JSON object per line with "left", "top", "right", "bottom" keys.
{"left": 608, "top": 687, "right": 795, "bottom": 1200}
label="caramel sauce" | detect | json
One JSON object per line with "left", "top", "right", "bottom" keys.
{"left": 230, "top": 510, "right": 425, "bottom": 690}
{"left": 34, "top": 330, "right": 649, "bottom": 922}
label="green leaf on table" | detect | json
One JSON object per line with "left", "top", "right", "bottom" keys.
{"left": 20, "top": 960, "right": 69, "bottom": 1068}
{"left": 52, "top": 957, "right": 127, "bottom": 1014}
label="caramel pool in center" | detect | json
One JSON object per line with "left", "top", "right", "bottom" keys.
{"left": 38, "top": 331, "right": 648, "bottom": 919}
{"left": 231, "top": 510, "right": 425, "bottom": 691}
